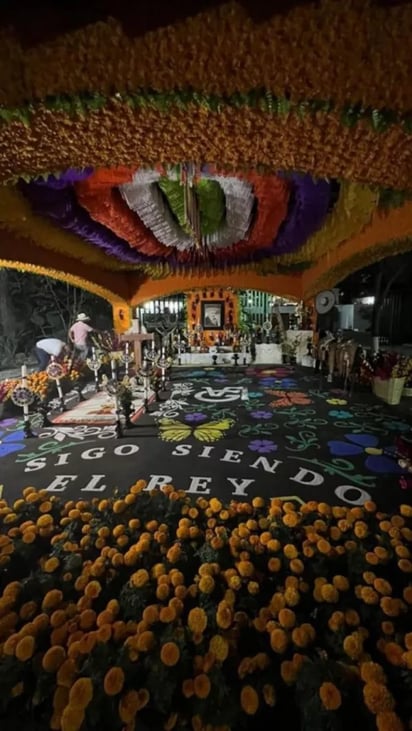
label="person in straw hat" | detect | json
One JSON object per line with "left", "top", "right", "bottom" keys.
{"left": 68, "top": 313, "right": 94, "bottom": 360}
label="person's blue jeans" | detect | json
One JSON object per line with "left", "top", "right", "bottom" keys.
{"left": 35, "top": 346, "right": 50, "bottom": 371}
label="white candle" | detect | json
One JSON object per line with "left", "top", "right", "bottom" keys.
{"left": 92, "top": 347, "right": 96, "bottom": 358}
{"left": 152, "top": 341, "right": 155, "bottom": 350}
{"left": 21, "top": 364, "right": 27, "bottom": 379}
{"left": 125, "top": 342, "right": 129, "bottom": 355}
{"left": 111, "top": 358, "right": 116, "bottom": 379}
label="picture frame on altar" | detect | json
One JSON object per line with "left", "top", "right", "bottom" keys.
{"left": 202, "top": 301, "right": 224, "bottom": 329}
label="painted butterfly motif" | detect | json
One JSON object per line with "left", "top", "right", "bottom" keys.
{"left": 158, "top": 418, "right": 234, "bottom": 443}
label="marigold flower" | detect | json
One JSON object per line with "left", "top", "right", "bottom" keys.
{"left": 268, "top": 557, "right": 281, "bottom": 572}
{"left": 354, "top": 521, "right": 368, "bottom": 538}
{"left": 103, "top": 667, "right": 125, "bottom": 696}
{"left": 237, "top": 560, "right": 254, "bottom": 578}
{"left": 61, "top": 705, "right": 85, "bottom": 731}
{"left": 118, "top": 689, "right": 139, "bottom": 723}
{"left": 84, "top": 581, "right": 101, "bottom": 599}
{"left": 280, "top": 660, "right": 298, "bottom": 684}
{"left": 42, "top": 645, "right": 66, "bottom": 672}
{"left": 383, "top": 642, "right": 404, "bottom": 667}
{"left": 259, "top": 684, "right": 275, "bottom": 708}
{"left": 188, "top": 607, "right": 207, "bottom": 634}
{"left": 240, "top": 685, "right": 259, "bottom": 715}
{"left": 317, "top": 539, "right": 332, "bottom": 554}
{"left": 344, "top": 609, "right": 360, "bottom": 626}
{"left": 289, "top": 558, "right": 304, "bottom": 574}
{"left": 403, "top": 586, "right": 412, "bottom": 604}
{"left": 179, "top": 678, "right": 194, "bottom": 699}
{"left": 365, "top": 552, "right": 379, "bottom": 565}
{"left": 292, "top": 626, "right": 312, "bottom": 648}
{"left": 209, "top": 634, "right": 229, "bottom": 661}
{"left": 360, "top": 662, "right": 386, "bottom": 684}
{"left": 159, "top": 606, "right": 176, "bottom": 624}
{"left": 361, "top": 586, "right": 379, "bottom": 605}
{"left": 284, "top": 587, "right": 300, "bottom": 607}
{"left": 216, "top": 601, "right": 232, "bottom": 630}
{"left": 136, "top": 631, "right": 155, "bottom": 652}
{"left": 198, "top": 575, "right": 215, "bottom": 594}
{"left": 193, "top": 673, "right": 211, "bottom": 699}
{"left": 373, "top": 578, "right": 392, "bottom": 595}
{"left": 42, "top": 589, "right": 63, "bottom": 611}
{"left": 321, "top": 584, "right": 339, "bottom": 603}
{"left": 69, "top": 677, "right": 93, "bottom": 709}
{"left": 283, "top": 544, "right": 298, "bottom": 559}
{"left": 278, "top": 608, "right": 296, "bottom": 629}
{"left": 319, "top": 682, "right": 342, "bottom": 711}
{"left": 15, "top": 636, "right": 35, "bottom": 662}
{"left": 363, "top": 682, "right": 395, "bottom": 714}
{"left": 247, "top": 581, "right": 259, "bottom": 595}
{"left": 56, "top": 658, "right": 77, "bottom": 688}
{"left": 343, "top": 632, "right": 364, "bottom": 659}
{"left": 160, "top": 641, "right": 180, "bottom": 667}
{"left": 375, "top": 711, "right": 405, "bottom": 731}
{"left": 267, "top": 539, "right": 281, "bottom": 552}
{"left": 270, "top": 628, "right": 289, "bottom": 654}
{"left": 130, "top": 569, "right": 150, "bottom": 589}
{"left": 398, "top": 558, "right": 412, "bottom": 573}
{"left": 283, "top": 512, "right": 299, "bottom": 528}
{"left": 328, "top": 611, "right": 345, "bottom": 632}
{"left": 43, "top": 556, "right": 60, "bottom": 573}
{"left": 380, "top": 597, "right": 401, "bottom": 617}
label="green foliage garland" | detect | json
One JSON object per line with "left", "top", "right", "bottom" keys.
{"left": 157, "top": 177, "right": 225, "bottom": 236}
{"left": 1, "top": 89, "right": 412, "bottom": 135}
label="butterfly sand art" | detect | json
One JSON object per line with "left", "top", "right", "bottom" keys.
{"left": 158, "top": 418, "right": 235, "bottom": 443}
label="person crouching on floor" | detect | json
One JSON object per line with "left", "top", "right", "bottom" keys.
{"left": 35, "top": 337, "right": 67, "bottom": 371}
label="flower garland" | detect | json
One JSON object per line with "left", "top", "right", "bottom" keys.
{"left": 303, "top": 203, "right": 412, "bottom": 297}
{"left": 281, "top": 181, "right": 378, "bottom": 264}
{"left": 157, "top": 178, "right": 225, "bottom": 237}
{"left": 120, "top": 170, "right": 195, "bottom": 251}
{"left": 0, "top": 255, "right": 128, "bottom": 306}
{"left": 1, "top": 2, "right": 412, "bottom": 112}
{"left": 20, "top": 182, "right": 155, "bottom": 265}
{"left": 2, "top": 89, "right": 412, "bottom": 136}
{"left": 0, "top": 187, "right": 133, "bottom": 272}
{"left": 272, "top": 174, "right": 331, "bottom": 255}
{"left": 1, "top": 104, "right": 408, "bottom": 189}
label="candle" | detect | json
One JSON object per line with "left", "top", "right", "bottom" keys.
{"left": 125, "top": 342, "right": 129, "bottom": 355}
{"left": 21, "top": 364, "right": 27, "bottom": 379}
{"left": 152, "top": 340, "right": 155, "bottom": 350}
{"left": 111, "top": 358, "right": 117, "bottom": 380}
{"left": 92, "top": 346, "right": 96, "bottom": 358}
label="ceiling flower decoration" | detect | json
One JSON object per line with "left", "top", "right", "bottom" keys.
{"left": 19, "top": 181, "right": 151, "bottom": 265}
{"left": 272, "top": 174, "right": 331, "bottom": 255}
{"left": 120, "top": 170, "right": 195, "bottom": 251}
{"left": 2, "top": 2, "right": 412, "bottom": 113}
{"left": 158, "top": 177, "right": 225, "bottom": 237}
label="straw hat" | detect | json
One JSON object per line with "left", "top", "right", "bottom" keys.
{"left": 76, "top": 313, "right": 90, "bottom": 321}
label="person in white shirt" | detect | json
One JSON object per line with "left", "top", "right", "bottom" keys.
{"left": 35, "top": 338, "right": 67, "bottom": 370}
{"left": 68, "top": 313, "right": 94, "bottom": 359}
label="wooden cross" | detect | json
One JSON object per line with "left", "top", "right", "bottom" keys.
{"left": 119, "top": 332, "right": 154, "bottom": 369}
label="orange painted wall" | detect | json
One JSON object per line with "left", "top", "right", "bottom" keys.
{"left": 130, "top": 270, "right": 302, "bottom": 305}
{"left": 187, "top": 288, "right": 238, "bottom": 346}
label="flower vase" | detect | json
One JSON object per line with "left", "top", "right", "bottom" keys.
{"left": 373, "top": 376, "right": 405, "bottom": 405}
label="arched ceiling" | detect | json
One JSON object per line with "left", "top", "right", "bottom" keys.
{"left": 0, "top": 0, "right": 412, "bottom": 306}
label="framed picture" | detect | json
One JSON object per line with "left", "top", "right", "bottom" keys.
{"left": 201, "top": 301, "right": 224, "bottom": 330}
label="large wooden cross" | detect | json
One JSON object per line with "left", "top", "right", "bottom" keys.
{"left": 119, "top": 332, "right": 154, "bottom": 369}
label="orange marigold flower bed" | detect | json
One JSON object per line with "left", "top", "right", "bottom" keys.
{"left": 0, "top": 486, "right": 411, "bottom": 729}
